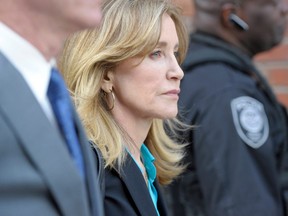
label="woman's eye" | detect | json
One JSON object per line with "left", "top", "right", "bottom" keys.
{"left": 150, "top": 50, "right": 162, "bottom": 59}
{"left": 174, "top": 51, "right": 179, "bottom": 58}
{"left": 174, "top": 51, "right": 180, "bottom": 61}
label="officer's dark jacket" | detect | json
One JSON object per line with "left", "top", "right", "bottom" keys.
{"left": 164, "top": 32, "right": 288, "bottom": 216}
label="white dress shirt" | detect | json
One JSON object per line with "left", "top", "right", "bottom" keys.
{"left": 0, "top": 22, "right": 56, "bottom": 124}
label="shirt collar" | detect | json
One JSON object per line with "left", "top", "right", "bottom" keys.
{"left": 0, "top": 22, "right": 55, "bottom": 104}
{"left": 141, "top": 144, "right": 156, "bottom": 182}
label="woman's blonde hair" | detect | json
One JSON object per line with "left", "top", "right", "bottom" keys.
{"left": 58, "top": 0, "right": 189, "bottom": 185}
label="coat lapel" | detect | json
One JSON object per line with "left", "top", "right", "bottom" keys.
{"left": 0, "top": 53, "right": 90, "bottom": 216}
{"left": 155, "top": 181, "right": 168, "bottom": 215}
{"left": 73, "top": 111, "right": 104, "bottom": 216}
{"left": 119, "top": 155, "right": 159, "bottom": 216}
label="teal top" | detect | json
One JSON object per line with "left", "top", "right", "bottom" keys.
{"left": 129, "top": 144, "right": 160, "bottom": 216}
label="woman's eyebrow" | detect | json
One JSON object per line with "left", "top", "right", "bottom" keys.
{"left": 156, "top": 41, "right": 179, "bottom": 49}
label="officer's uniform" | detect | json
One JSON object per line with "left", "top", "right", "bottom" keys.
{"left": 164, "top": 32, "right": 288, "bottom": 216}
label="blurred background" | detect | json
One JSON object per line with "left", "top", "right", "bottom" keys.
{"left": 173, "top": 0, "right": 288, "bottom": 108}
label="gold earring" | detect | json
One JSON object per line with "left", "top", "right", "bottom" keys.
{"left": 107, "top": 88, "right": 115, "bottom": 111}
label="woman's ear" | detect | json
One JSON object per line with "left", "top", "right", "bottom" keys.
{"left": 101, "top": 71, "right": 114, "bottom": 92}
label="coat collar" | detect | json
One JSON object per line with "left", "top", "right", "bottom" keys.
{"left": 117, "top": 155, "right": 167, "bottom": 216}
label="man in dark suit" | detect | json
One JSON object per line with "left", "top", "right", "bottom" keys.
{"left": 0, "top": 0, "right": 104, "bottom": 215}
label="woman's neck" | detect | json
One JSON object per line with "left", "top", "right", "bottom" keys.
{"left": 122, "top": 120, "right": 151, "bottom": 161}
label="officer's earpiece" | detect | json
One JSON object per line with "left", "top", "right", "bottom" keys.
{"left": 228, "top": 14, "right": 249, "bottom": 31}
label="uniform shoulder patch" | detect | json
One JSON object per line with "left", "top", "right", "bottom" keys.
{"left": 231, "top": 96, "right": 269, "bottom": 148}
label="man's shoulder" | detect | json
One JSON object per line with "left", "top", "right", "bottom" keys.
{"left": 181, "top": 35, "right": 256, "bottom": 94}
{"left": 180, "top": 61, "right": 258, "bottom": 112}
{"left": 181, "top": 62, "right": 250, "bottom": 94}
{"left": 183, "top": 32, "right": 253, "bottom": 75}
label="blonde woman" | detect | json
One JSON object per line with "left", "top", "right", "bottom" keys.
{"left": 59, "top": 0, "right": 188, "bottom": 215}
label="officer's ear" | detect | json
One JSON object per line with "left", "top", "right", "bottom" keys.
{"left": 221, "top": 3, "right": 249, "bottom": 31}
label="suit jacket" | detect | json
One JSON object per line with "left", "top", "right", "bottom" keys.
{"left": 0, "top": 52, "right": 104, "bottom": 216}
{"left": 104, "top": 154, "right": 168, "bottom": 216}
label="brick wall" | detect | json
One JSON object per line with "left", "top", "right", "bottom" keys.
{"left": 255, "top": 38, "right": 288, "bottom": 108}
{"left": 174, "top": 0, "right": 288, "bottom": 108}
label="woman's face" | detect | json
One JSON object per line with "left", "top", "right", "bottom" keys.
{"left": 110, "top": 14, "right": 183, "bottom": 123}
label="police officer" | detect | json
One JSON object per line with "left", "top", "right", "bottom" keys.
{"left": 164, "top": 0, "right": 288, "bottom": 215}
